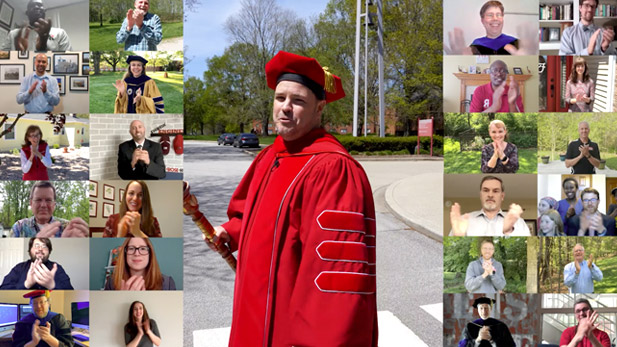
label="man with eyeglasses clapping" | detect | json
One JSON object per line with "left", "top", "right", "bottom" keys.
{"left": 9, "top": 181, "right": 89, "bottom": 238}
{"left": 567, "top": 188, "right": 615, "bottom": 236}
{"left": 469, "top": 60, "right": 523, "bottom": 113}
{"left": 0, "top": 237, "right": 74, "bottom": 290}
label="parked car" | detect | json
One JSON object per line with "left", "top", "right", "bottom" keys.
{"left": 233, "top": 133, "right": 260, "bottom": 148}
{"left": 217, "top": 133, "right": 235, "bottom": 145}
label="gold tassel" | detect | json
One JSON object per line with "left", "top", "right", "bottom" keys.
{"left": 323, "top": 67, "right": 336, "bottom": 94}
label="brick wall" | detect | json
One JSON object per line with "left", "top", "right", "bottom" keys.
{"left": 89, "top": 114, "right": 184, "bottom": 180}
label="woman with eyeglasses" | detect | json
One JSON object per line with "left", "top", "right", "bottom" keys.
{"left": 103, "top": 180, "right": 162, "bottom": 238}
{"left": 125, "top": 301, "right": 161, "bottom": 347}
{"left": 565, "top": 57, "right": 595, "bottom": 112}
{"left": 20, "top": 125, "right": 52, "bottom": 180}
{"left": 104, "top": 237, "right": 176, "bottom": 290}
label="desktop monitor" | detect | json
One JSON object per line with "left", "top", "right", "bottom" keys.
{"left": 18, "top": 304, "right": 32, "bottom": 320}
{"left": 0, "top": 303, "right": 18, "bottom": 333}
{"left": 71, "top": 302, "right": 89, "bottom": 330}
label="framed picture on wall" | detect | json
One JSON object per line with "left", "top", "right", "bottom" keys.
{"left": 53, "top": 75, "right": 66, "bottom": 95}
{"left": 32, "top": 56, "right": 51, "bottom": 71}
{"left": 89, "top": 180, "right": 98, "bottom": 197}
{"left": 103, "top": 202, "right": 114, "bottom": 218}
{"left": 82, "top": 52, "right": 90, "bottom": 63}
{"left": 0, "top": 51, "right": 9, "bottom": 59}
{"left": 0, "top": 2, "right": 14, "bottom": 28}
{"left": 0, "top": 64, "right": 24, "bottom": 84}
{"left": 89, "top": 200, "right": 97, "bottom": 218}
{"left": 53, "top": 53, "right": 79, "bottom": 74}
{"left": 69, "top": 76, "right": 88, "bottom": 91}
{"left": 0, "top": 26, "right": 8, "bottom": 41}
{"left": 18, "top": 50, "right": 28, "bottom": 59}
{"left": 82, "top": 64, "right": 89, "bottom": 75}
{"left": 103, "top": 184, "right": 114, "bottom": 200}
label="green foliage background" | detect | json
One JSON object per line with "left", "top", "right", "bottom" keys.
{"left": 184, "top": 0, "right": 442, "bottom": 137}
{"left": 443, "top": 237, "right": 528, "bottom": 293}
{"left": 0, "top": 181, "right": 89, "bottom": 228}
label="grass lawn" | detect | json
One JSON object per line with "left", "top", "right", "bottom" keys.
{"left": 89, "top": 21, "right": 183, "bottom": 51}
{"left": 443, "top": 272, "right": 466, "bottom": 293}
{"left": 594, "top": 256, "right": 617, "bottom": 293}
{"left": 90, "top": 71, "right": 183, "bottom": 114}
{"left": 445, "top": 138, "right": 537, "bottom": 173}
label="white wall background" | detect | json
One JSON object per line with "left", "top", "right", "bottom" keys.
{"left": 2, "top": 0, "right": 89, "bottom": 51}
{"left": 0, "top": 51, "right": 89, "bottom": 113}
{"left": 89, "top": 114, "right": 184, "bottom": 180}
{"left": 537, "top": 174, "right": 607, "bottom": 214}
{"left": 90, "top": 291, "right": 183, "bottom": 346}
{"left": 443, "top": 0, "right": 539, "bottom": 52}
{"left": 0, "top": 238, "right": 89, "bottom": 290}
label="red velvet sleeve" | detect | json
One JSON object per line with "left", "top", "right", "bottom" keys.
{"left": 221, "top": 149, "right": 271, "bottom": 252}
{"left": 286, "top": 154, "right": 378, "bottom": 346}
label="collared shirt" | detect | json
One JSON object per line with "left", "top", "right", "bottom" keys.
{"left": 469, "top": 83, "right": 524, "bottom": 113}
{"left": 116, "top": 12, "right": 162, "bottom": 51}
{"left": 1, "top": 27, "right": 72, "bottom": 51}
{"left": 10, "top": 216, "right": 68, "bottom": 237}
{"left": 564, "top": 260, "right": 603, "bottom": 293}
{"left": 565, "top": 138, "right": 601, "bottom": 174}
{"left": 560, "top": 22, "right": 617, "bottom": 55}
{"left": 464, "top": 210, "right": 530, "bottom": 236}
{"left": 464, "top": 257, "right": 506, "bottom": 293}
{"left": 16, "top": 73, "right": 60, "bottom": 113}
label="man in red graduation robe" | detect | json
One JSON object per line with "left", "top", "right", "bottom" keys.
{"left": 208, "top": 51, "right": 378, "bottom": 346}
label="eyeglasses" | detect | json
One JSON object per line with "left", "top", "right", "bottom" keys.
{"left": 483, "top": 13, "right": 504, "bottom": 20}
{"left": 28, "top": 133, "right": 41, "bottom": 138}
{"left": 490, "top": 68, "right": 508, "bottom": 75}
{"left": 582, "top": 198, "right": 598, "bottom": 203}
{"left": 581, "top": 3, "right": 597, "bottom": 10}
{"left": 575, "top": 307, "right": 591, "bottom": 314}
{"left": 32, "top": 198, "right": 55, "bottom": 205}
{"left": 126, "top": 246, "right": 150, "bottom": 255}
{"left": 33, "top": 244, "right": 48, "bottom": 250}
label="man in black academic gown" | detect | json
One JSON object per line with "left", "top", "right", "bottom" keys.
{"left": 459, "top": 297, "right": 516, "bottom": 347}
{"left": 12, "top": 290, "right": 74, "bottom": 347}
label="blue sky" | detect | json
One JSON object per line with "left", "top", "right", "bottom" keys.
{"left": 184, "top": 0, "right": 331, "bottom": 79}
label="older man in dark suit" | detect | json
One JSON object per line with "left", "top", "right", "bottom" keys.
{"left": 118, "top": 119, "right": 165, "bottom": 180}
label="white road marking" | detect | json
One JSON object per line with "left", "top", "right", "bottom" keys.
{"left": 193, "top": 311, "right": 429, "bottom": 347}
{"left": 421, "top": 302, "right": 443, "bottom": 323}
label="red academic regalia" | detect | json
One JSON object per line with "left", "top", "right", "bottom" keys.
{"left": 222, "top": 128, "right": 377, "bottom": 347}
{"left": 21, "top": 143, "right": 50, "bottom": 180}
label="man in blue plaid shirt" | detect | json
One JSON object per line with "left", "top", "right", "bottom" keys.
{"left": 116, "top": 0, "right": 162, "bottom": 51}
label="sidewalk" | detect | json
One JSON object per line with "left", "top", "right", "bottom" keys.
{"left": 0, "top": 147, "right": 89, "bottom": 180}
{"left": 359, "top": 158, "right": 444, "bottom": 242}
{"left": 538, "top": 159, "right": 617, "bottom": 176}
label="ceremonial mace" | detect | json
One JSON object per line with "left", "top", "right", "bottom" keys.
{"left": 183, "top": 181, "right": 237, "bottom": 272}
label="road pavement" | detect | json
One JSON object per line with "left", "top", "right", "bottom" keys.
{"left": 182, "top": 141, "right": 443, "bottom": 347}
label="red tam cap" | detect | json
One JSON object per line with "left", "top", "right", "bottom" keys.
{"left": 23, "top": 290, "right": 50, "bottom": 299}
{"left": 265, "top": 51, "right": 345, "bottom": 103}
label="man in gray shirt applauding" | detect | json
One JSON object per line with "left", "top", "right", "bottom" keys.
{"left": 560, "top": 0, "right": 617, "bottom": 55}
{"left": 465, "top": 239, "right": 506, "bottom": 293}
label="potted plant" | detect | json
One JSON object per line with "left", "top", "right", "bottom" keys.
{"left": 541, "top": 155, "right": 550, "bottom": 164}
{"left": 599, "top": 159, "right": 606, "bottom": 170}
{"left": 559, "top": 153, "right": 566, "bottom": 161}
